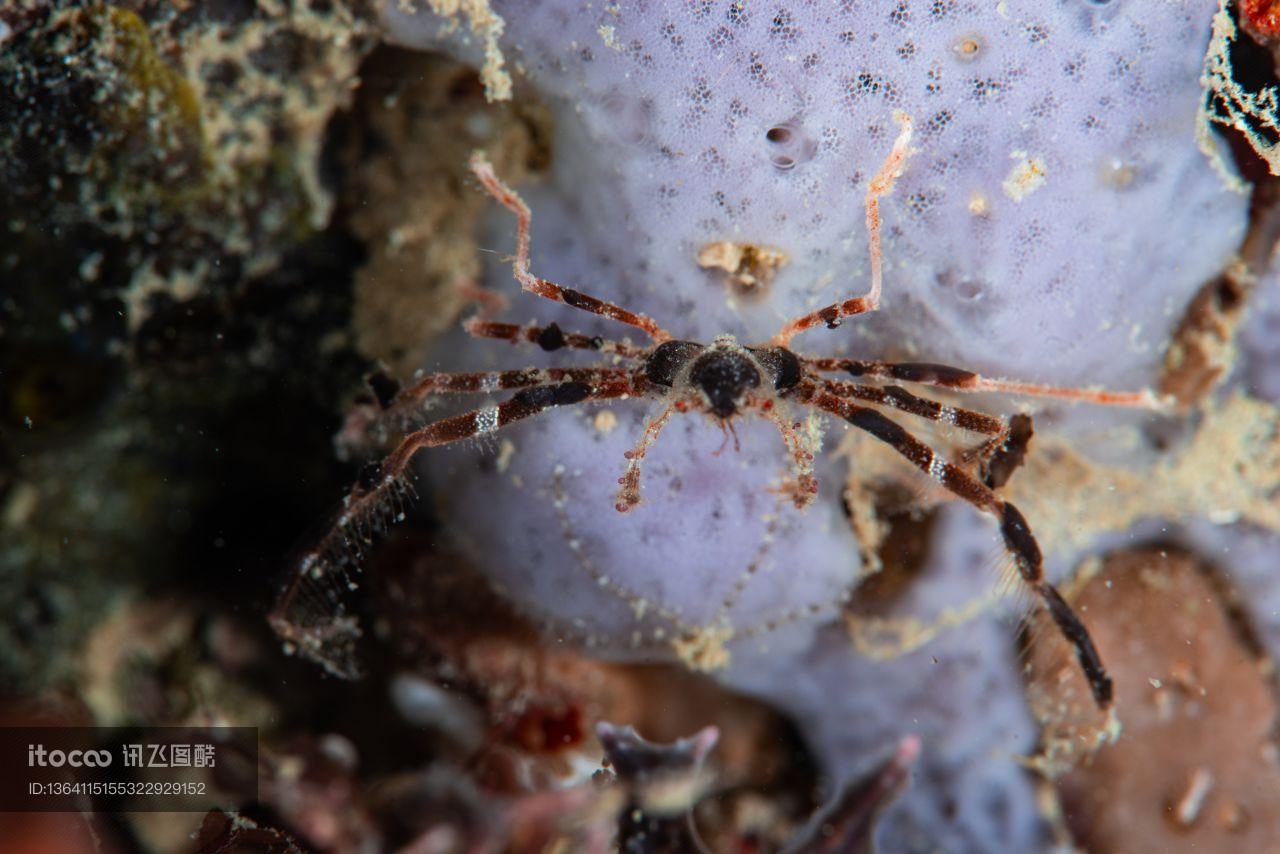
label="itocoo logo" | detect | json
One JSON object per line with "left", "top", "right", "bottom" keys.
{"left": 28, "top": 744, "right": 112, "bottom": 767}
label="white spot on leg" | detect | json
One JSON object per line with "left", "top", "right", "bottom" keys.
{"left": 475, "top": 406, "right": 500, "bottom": 435}
{"left": 927, "top": 453, "right": 947, "bottom": 483}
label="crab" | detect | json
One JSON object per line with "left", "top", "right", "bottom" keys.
{"left": 272, "top": 113, "right": 1162, "bottom": 709}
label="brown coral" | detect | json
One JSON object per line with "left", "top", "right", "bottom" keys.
{"left": 1027, "top": 549, "right": 1280, "bottom": 851}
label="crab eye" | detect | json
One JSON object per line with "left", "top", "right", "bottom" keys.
{"left": 749, "top": 346, "right": 802, "bottom": 391}
{"left": 644, "top": 340, "right": 704, "bottom": 386}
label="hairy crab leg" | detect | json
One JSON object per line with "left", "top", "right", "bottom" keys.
{"left": 379, "top": 377, "right": 641, "bottom": 500}
{"left": 970, "top": 413, "right": 1034, "bottom": 489}
{"left": 273, "top": 374, "right": 645, "bottom": 677}
{"left": 808, "top": 378, "right": 1035, "bottom": 488}
{"left": 816, "top": 377, "right": 1006, "bottom": 435}
{"left": 389, "top": 366, "right": 632, "bottom": 408}
{"left": 471, "top": 153, "right": 672, "bottom": 342}
{"left": 814, "top": 376, "right": 1034, "bottom": 485}
{"left": 795, "top": 378, "right": 1113, "bottom": 709}
{"left": 464, "top": 318, "right": 646, "bottom": 359}
{"left": 805, "top": 358, "right": 1167, "bottom": 408}
{"left": 366, "top": 366, "right": 638, "bottom": 436}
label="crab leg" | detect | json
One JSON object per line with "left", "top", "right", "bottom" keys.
{"left": 471, "top": 153, "right": 672, "bottom": 342}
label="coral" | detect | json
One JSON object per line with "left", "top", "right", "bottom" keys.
{"left": 0, "top": 389, "right": 173, "bottom": 691}
{"left": 0, "top": 237, "right": 368, "bottom": 693}
{"left": 386, "top": 0, "right": 1245, "bottom": 385}
{"left": 259, "top": 542, "right": 839, "bottom": 852}
{"left": 0, "top": 0, "right": 376, "bottom": 331}
{"left": 369, "top": 536, "right": 807, "bottom": 791}
{"left": 1026, "top": 549, "right": 1280, "bottom": 850}
{"left": 726, "top": 509, "right": 1055, "bottom": 850}
{"left": 336, "top": 48, "right": 550, "bottom": 376}
{"left": 0, "top": 1, "right": 380, "bottom": 698}
{"left": 396, "top": 0, "right": 513, "bottom": 102}
{"left": 1203, "top": 0, "right": 1280, "bottom": 180}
